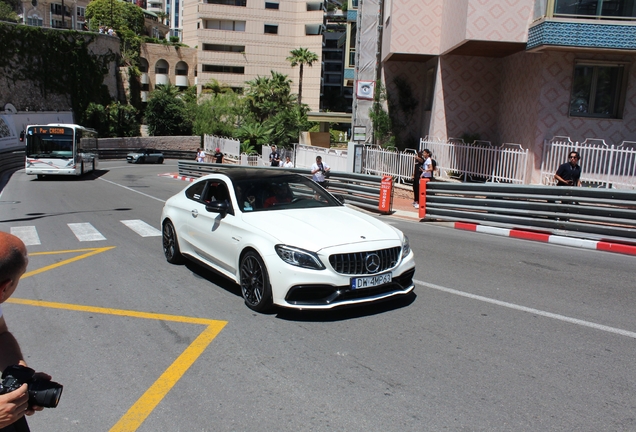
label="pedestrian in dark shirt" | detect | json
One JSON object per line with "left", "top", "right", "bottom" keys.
{"left": 213, "top": 148, "right": 224, "bottom": 164}
{"left": 269, "top": 145, "right": 280, "bottom": 167}
{"left": 412, "top": 150, "right": 424, "bottom": 207}
{"left": 555, "top": 151, "right": 581, "bottom": 186}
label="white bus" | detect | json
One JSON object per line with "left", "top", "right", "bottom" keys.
{"left": 25, "top": 124, "right": 98, "bottom": 178}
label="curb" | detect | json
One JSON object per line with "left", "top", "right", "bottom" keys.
{"left": 454, "top": 222, "right": 636, "bottom": 256}
{"left": 160, "top": 173, "right": 196, "bottom": 182}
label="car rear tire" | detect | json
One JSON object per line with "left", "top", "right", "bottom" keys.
{"left": 138, "top": 157, "right": 145, "bottom": 164}
{"left": 158, "top": 157, "right": 164, "bottom": 164}
{"left": 240, "top": 251, "right": 273, "bottom": 312}
{"left": 163, "top": 220, "right": 184, "bottom": 264}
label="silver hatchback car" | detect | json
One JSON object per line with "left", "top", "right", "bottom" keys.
{"left": 127, "top": 148, "right": 164, "bottom": 164}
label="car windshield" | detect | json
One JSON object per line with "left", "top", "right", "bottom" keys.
{"left": 233, "top": 175, "right": 341, "bottom": 212}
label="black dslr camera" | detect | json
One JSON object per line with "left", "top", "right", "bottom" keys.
{"left": 0, "top": 365, "right": 63, "bottom": 408}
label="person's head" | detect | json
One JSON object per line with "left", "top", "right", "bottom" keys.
{"left": 422, "top": 149, "right": 432, "bottom": 158}
{"left": 417, "top": 150, "right": 424, "bottom": 158}
{"left": 271, "top": 145, "right": 276, "bottom": 151}
{"left": 569, "top": 151, "right": 580, "bottom": 165}
{"left": 316, "top": 156, "right": 322, "bottom": 163}
{"left": 215, "top": 147, "right": 220, "bottom": 153}
{"left": 285, "top": 156, "right": 291, "bottom": 162}
{"left": 0, "top": 232, "right": 28, "bottom": 303}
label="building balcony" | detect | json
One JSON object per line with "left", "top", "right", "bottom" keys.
{"left": 528, "top": 19, "right": 636, "bottom": 50}
{"left": 176, "top": 75, "right": 189, "bottom": 87}
{"left": 535, "top": 0, "right": 636, "bottom": 21}
{"left": 155, "top": 74, "right": 169, "bottom": 85}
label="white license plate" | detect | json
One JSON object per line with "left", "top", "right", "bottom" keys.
{"left": 351, "top": 273, "right": 392, "bottom": 289}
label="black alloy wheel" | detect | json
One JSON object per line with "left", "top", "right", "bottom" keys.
{"left": 162, "top": 221, "right": 184, "bottom": 264}
{"left": 240, "top": 251, "right": 273, "bottom": 312}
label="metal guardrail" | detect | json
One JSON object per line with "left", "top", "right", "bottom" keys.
{"left": 99, "top": 149, "right": 196, "bottom": 160}
{"left": 424, "top": 182, "right": 636, "bottom": 241}
{"left": 0, "top": 148, "right": 25, "bottom": 176}
{"left": 177, "top": 161, "right": 386, "bottom": 212}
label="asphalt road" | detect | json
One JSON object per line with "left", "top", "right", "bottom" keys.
{"left": 0, "top": 161, "right": 634, "bottom": 431}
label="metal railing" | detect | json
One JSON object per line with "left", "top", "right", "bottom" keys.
{"left": 203, "top": 135, "right": 240, "bottom": 159}
{"left": 177, "top": 161, "right": 388, "bottom": 212}
{"left": 421, "top": 138, "right": 529, "bottom": 184}
{"left": 540, "top": 137, "right": 636, "bottom": 189}
{"left": 423, "top": 181, "right": 636, "bottom": 242}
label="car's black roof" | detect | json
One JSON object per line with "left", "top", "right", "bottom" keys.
{"left": 206, "top": 168, "right": 303, "bottom": 181}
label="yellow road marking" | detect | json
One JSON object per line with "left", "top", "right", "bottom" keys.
{"left": 110, "top": 323, "right": 226, "bottom": 431}
{"left": 11, "top": 246, "right": 228, "bottom": 431}
{"left": 23, "top": 247, "right": 116, "bottom": 278}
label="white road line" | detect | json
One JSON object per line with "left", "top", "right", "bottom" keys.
{"left": 98, "top": 177, "right": 166, "bottom": 203}
{"left": 121, "top": 220, "right": 161, "bottom": 237}
{"left": 10, "top": 226, "right": 41, "bottom": 246}
{"left": 415, "top": 279, "right": 636, "bottom": 340}
{"left": 68, "top": 223, "right": 106, "bottom": 242}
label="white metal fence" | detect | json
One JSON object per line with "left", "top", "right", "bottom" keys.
{"left": 361, "top": 139, "right": 529, "bottom": 184}
{"left": 203, "top": 135, "right": 241, "bottom": 160}
{"left": 421, "top": 138, "right": 529, "bottom": 184}
{"left": 540, "top": 137, "right": 636, "bottom": 189}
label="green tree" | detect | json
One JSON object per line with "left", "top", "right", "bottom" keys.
{"left": 368, "top": 81, "right": 393, "bottom": 147}
{"left": 0, "top": 2, "right": 19, "bottom": 22}
{"left": 193, "top": 92, "right": 243, "bottom": 137}
{"left": 236, "top": 122, "right": 272, "bottom": 148}
{"left": 83, "top": 102, "right": 140, "bottom": 137}
{"left": 244, "top": 71, "right": 295, "bottom": 123}
{"left": 145, "top": 84, "right": 193, "bottom": 136}
{"left": 286, "top": 47, "right": 319, "bottom": 106}
{"left": 86, "top": 0, "right": 145, "bottom": 35}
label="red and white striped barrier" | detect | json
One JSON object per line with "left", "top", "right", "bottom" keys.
{"left": 454, "top": 222, "right": 636, "bottom": 256}
{"left": 160, "top": 173, "right": 196, "bottom": 182}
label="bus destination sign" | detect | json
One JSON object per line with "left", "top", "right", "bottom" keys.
{"left": 30, "top": 126, "right": 71, "bottom": 135}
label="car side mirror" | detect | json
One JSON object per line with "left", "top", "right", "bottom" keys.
{"left": 332, "top": 193, "right": 345, "bottom": 205}
{"left": 205, "top": 201, "right": 231, "bottom": 218}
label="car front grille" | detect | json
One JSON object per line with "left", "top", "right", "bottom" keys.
{"left": 328, "top": 246, "right": 401, "bottom": 275}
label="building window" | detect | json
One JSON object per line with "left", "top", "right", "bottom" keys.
{"left": 27, "top": 16, "right": 43, "bottom": 26}
{"left": 205, "top": 0, "right": 246, "bottom": 4}
{"left": 265, "top": 1, "right": 279, "bottom": 9}
{"left": 554, "top": 0, "right": 636, "bottom": 19}
{"left": 202, "top": 64, "right": 245, "bottom": 74}
{"left": 77, "top": 6, "right": 85, "bottom": 18}
{"left": 264, "top": 24, "right": 278, "bottom": 34}
{"left": 202, "top": 44, "right": 245, "bottom": 52}
{"left": 205, "top": 19, "right": 246, "bottom": 31}
{"left": 569, "top": 62, "right": 626, "bottom": 118}
{"left": 50, "top": 3, "right": 70, "bottom": 16}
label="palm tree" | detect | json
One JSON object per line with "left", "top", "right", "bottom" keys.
{"left": 286, "top": 48, "right": 319, "bottom": 106}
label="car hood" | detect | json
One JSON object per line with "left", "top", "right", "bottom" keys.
{"left": 241, "top": 206, "right": 401, "bottom": 251}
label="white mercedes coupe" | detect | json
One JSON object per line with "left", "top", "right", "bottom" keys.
{"left": 161, "top": 168, "right": 415, "bottom": 312}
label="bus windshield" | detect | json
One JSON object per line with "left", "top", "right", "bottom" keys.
{"left": 26, "top": 126, "right": 74, "bottom": 159}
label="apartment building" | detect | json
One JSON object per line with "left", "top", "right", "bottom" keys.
{"left": 355, "top": 0, "right": 636, "bottom": 183}
{"left": 181, "top": 0, "right": 325, "bottom": 111}
{"left": 19, "top": 0, "right": 90, "bottom": 30}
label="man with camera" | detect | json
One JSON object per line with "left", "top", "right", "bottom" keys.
{"left": 0, "top": 232, "right": 50, "bottom": 431}
{"left": 311, "top": 155, "right": 331, "bottom": 188}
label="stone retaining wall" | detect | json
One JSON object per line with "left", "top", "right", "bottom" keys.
{"left": 98, "top": 135, "right": 202, "bottom": 150}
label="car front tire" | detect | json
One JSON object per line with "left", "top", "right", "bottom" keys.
{"left": 163, "top": 220, "right": 185, "bottom": 264}
{"left": 240, "top": 251, "right": 273, "bottom": 312}
{"left": 158, "top": 157, "right": 164, "bottom": 164}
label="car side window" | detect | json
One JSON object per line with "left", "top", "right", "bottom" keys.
{"left": 202, "top": 181, "right": 231, "bottom": 204}
{"left": 185, "top": 181, "right": 206, "bottom": 202}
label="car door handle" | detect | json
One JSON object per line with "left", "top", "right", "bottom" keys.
{"left": 191, "top": 209, "right": 198, "bottom": 218}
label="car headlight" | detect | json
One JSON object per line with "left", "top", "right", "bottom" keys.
{"left": 275, "top": 245, "right": 325, "bottom": 270}
{"left": 402, "top": 234, "right": 411, "bottom": 257}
